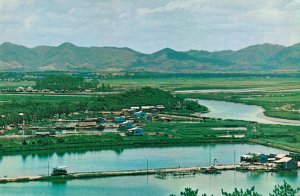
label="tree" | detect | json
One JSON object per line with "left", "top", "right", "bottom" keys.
{"left": 221, "top": 186, "right": 261, "bottom": 196}
{"left": 269, "top": 180, "right": 297, "bottom": 196}
{"left": 170, "top": 187, "right": 201, "bottom": 196}
{"left": 181, "top": 187, "right": 199, "bottom": 196}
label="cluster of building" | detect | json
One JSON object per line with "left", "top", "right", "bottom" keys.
{"left": 29, "top": 104, "right": 166, "bottom": 137}
{"left": 113, "top": 105, "right": 166, "bottom": 136}
{"left": 241, "top": 152, "right": 300, "bottom": 170}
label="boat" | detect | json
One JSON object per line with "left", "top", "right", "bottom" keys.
{"left": 51, "top": 166, "right": 68, "bottom": 176}
{"left": 203, "top": 169, "right": 222, "bottom": 175}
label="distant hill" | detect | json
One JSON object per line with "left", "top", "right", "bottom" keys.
{"left": 0, "top": 42, "right": 299, "bottom": 73}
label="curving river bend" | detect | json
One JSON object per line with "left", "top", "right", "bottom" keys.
{"left": 194, "top": 99, "right": 300, "bottom": 126}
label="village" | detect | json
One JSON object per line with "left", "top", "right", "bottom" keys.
{"left": 5, "top": 104, "right": 168, "bottom": 137}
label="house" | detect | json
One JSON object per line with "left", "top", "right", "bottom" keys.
{"left": 160, "top": 116, "right": 171, "bottom": 122}
{"left": 141, "top": 106, "right": 155, "bottom": 110}
{"left": 120, "top": 121, "right": 134, "bottom": 129}
{"left": 78, "top": 121, "right": 97, "bottom": 127}
{"left": 130, "top": 106, "right": 140, "bottom": 110}
{"left": 145, "top": 113, "right": 153, "bottom": 121}
{"left": 16, "top": 87, "right": 25, "bottom": 92}
{"left": 128, "top": 109, "right": 137, "bottom": 115}
{"left": 134, "top": 111, "right": 147, "bottom": 118}
{"left": 97, "top": 117, "right": 106, "bottom": 123}
{"left": 26, "top": 87, "right": 33, "bottom": 92}
{"left": 114, "top": 116, "right": 126, "bottom": 123}
{"left": 274, "top": 157, "right": 298, "bottom": 170}
{"left": 35, "top": 132, "right": 51, "bottom": 136}
{"left": 156, "top": 105, "right": 165, "bottom": 110}
{"left": 275, "top": 154, "right": 286, "bottom": 160}
{"left": 240, "top": 154, "right": 255, "bottom": 162}
{"left": 127, "top": 127, "right": 144, "bottom": 136}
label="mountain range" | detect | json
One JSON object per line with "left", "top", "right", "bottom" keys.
{"left": 0, "top": 42, "right": 299, "bottom": 73}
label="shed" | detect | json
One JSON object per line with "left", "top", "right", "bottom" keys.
{"left": 156, "top": 105, "right": 165, "bottom": 110}
{"left": 121, "top": 121, "right": 134, "bottom": 129}
{"left": 114, "top": 116, "right": 126, "bottom": 123}
{"left": 145, "top": 114, "right": 153, "bottom": 121}
{"left": 274, "top": 157, "right": 298, "bottom": 170}
{"left": 134, "top": 111, "right": 147, "bottom": 118}
{"left": 127, "top": 127, "right": 144, "bottom": 136}
{"left": 275, "top": 154, "right": 287, "bottom": 160}
{"left": 35, "top": 132, "right": 50, "bottom": 136}
{"left": 78, "top": 121, "right": 97, "bottom": 127}
{"left": 141, "top": 106, "right": 155, "bottom": 110}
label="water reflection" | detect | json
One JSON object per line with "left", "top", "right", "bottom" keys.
{"left": 0, "top": 144, "right": 289, "bottom": 177}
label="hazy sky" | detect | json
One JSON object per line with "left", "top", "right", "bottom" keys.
{"left": 1, "top": 0, "right": 300, "bottom": 53}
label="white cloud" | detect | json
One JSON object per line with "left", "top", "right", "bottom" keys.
{"left": 24, "top": 15, "right": 38, "bottom": 29}
{"left": 137, "top": 0, "right": 208, "bottom": 15}
{"left": 0, "top": 0, "right": 21, "bottom": 10}
{"left": 0, "top": 0, "right": 299, "bottom": 52}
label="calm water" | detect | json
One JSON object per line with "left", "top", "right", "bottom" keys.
{"left": 0, "top": 171, "right": 299, "bottom": 196}
{"left": 195, "top": 99, "right": 300, "bottom": 125}
{"left": 0, "top": 144, "right": 288, "bottom": 177}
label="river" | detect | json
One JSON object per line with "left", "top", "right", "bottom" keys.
{"left": 195, "top": 99, "right": 300, "bottom": 126}
{"left": 0, "top": 144, "right": 287, "bottom": 177}
{"left": 0, "top": 170, "right": 299, "bottom": 196}
{"left": 0, "top": 144, "right": 298, "bottom": 195}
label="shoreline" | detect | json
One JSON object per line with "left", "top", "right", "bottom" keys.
{"left": 0, "top": 138, "right": 299, "bottom": 157}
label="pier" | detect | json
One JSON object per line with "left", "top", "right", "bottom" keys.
{"left": 0, "top": 164, "right": 287, "bottom": 184}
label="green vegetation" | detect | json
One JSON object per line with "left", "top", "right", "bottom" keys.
{"left": 171, "top": 181, "right": 297, "bottom": 196}
{"left": 36, "top": 74, "right": 97, "bottom": 91}
{"left": 92, "top": 76, "right": 300, "bottom": 91}
{"left": 249, "top": 124, "right": 300, "bottom": 152}
{"left": 0, "top": 87, "right": 206, "bottom": 127}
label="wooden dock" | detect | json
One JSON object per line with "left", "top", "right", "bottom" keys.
{"left": 0, "top": 164, "right": 284, "bottom": 184}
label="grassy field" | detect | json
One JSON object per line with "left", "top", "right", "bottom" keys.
{"left": 99, "top": 77, "right": 300, "bottom": 91}
{"left": 0, "top": 81, "right": 35, "bottom": 88}
{"left": 0, "top": 118, "right": 299, "bottom": 154}
{"left": 0, "top": 118, "right": 249, "bottom": 154}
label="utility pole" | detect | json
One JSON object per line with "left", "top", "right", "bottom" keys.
{"left": 48, "top": 161, "right": 50, "bottom": 176}
{"left": 146, "top": 158, "right": 149, "bottom": 173}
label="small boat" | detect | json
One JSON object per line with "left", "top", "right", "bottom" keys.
{"left": 51, "top": 166, "right": 68, "bottom": 176}
{"left": 203, "top": 169, "right": 222, "bottom": 175}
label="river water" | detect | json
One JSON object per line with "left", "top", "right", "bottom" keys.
{"left": 0, "top": 144, "right": 298, "bottom": 195}
{"left": 195, "top": 99, "right": 300, "bottom": 126}
{"left": 0, "top": 144, "right": 287, "bottom": 177}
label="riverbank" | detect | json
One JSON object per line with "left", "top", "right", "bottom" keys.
{"left": 0, "top": 134, "right": 248, "bottom": 155}
{"left": 0, "top": 164, "right": 291, "bottom": 184}
{"left": 0, "top": 119, "right": 300, "bottom": 155}
{"left": 178, "top": 91, "right": 300, "bottom": 121}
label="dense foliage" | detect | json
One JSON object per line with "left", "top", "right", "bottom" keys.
{"left": 0, "top": 87, "right": 193, "bottom": 126}
{"left": 35, "top": 74, "right": 97, "bottom": 91}
{"left": 171, "top": 182, "right": 298, "bottom": 196}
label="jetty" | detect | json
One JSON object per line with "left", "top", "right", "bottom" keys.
{"left": 0, "top": 164, "right": 287, "bottom": 184}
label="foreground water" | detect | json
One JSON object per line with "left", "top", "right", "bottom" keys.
{"left": 0, "top": 170, "right": 299, "bottom": 196}
{"left": 195, "top": 99, "right": 300, "bottom": 125}
{"left": 0, "top": 144, "right": 288, "bottom": 177}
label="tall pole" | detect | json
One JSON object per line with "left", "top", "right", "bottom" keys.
{"left": 48, "top": 161, "right": 49, "bottom": 176}
{"left": 209, "top": 147, "right": 211, "bottom": 166}
{"left": 146, "top": 158, "right": 149, "bottom": 184}
{"left": 234, "top": 149, "right": 236, "bottom": 166}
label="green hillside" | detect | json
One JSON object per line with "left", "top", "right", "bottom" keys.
{"left": 0, "top": 42, "right": 299, "bottom": 73}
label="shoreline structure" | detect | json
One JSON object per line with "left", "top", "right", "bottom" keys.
{"left": 0, "top": 164, "right": 297, "bottom": 184}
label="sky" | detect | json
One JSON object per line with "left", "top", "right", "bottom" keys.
{"left": 0, "top": 0, "right": 300, "bottom": 53}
